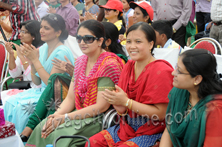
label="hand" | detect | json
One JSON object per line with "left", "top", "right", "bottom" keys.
{"left": 52, "top": 56, "right": 73, "bottom": 73}
{"left": 119, "top": 34, "right": 126, "bottom": 42}
{"left": 84, "top": 12, "right": 97, "bottom": 21}
{"left": 41, "top": 114, "right": 65, "bottom": 138}
{"left": 5, "top": 42, "right": 14, "bottom": 55}
{"left": 11, "top": 42, "right": 23, "bottom": 59}
{"left": 47, "top": 6, "right": 56, "bottom": 13}
{"left": 20, "top": 43, "right": 39, "bottom": 62}
{"left": 206, "top": 22, "right": 212, "bottom": 30}
{"left": 102, "top": 85, "right": 128, "bottom": 106}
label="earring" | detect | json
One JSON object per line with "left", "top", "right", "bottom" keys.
{"left": 194, "top": 83, "right": 197, "bottom": 85}
{"left": 33, "top": 38, "right": 35, "bottom": 40}
{"left": 56, "top": 35, "right": 59, "bottom": 38}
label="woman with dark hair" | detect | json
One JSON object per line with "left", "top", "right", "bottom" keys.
{"left": 87, "top": 22, "right": 173, "bottom": 147}
{"left": 1, "top": 20, "right": 43, "bottom": 104}
{"left": 3, "top": 14, "right": 75, "bottom": 135}
{"left": 100, "top": 0, "right": 126, "bottom": 35}
{"left": 80, "top": 0, "right": 99, "bottom": 22}
{"left": 122, "top": 0, "right": 134, "bottom": 29}
{"left": 25, "top": 19, "right": 123, "bottom": 147}
{"left": 160, "top": 49, "right": 222, "bottom": 147}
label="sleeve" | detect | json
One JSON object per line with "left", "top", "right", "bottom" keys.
{"left": 90, "top": 5, "right": 99, "bottom": 15}
{"left": 97, "top": 77, "right": 115, "bottom": 91}
{"left": 65, "top": 9, "right": 79, "bottom": 36}
{"left": 151, "top": 0, "right": 157, "bottom": 21}
{"left": 141, "top": 62, "right": 174, "bottom": 104}
{"left": 9, "top": 57, "right": 23, "bottom": 78}
{"left": 204, "top": 99, "right": 222, "bottom": 147}
{"left": 173, "top": 0, "right": 192, "bottom": 30}
{"left": 11, "top": 0, "right": 28, "bottom": 15}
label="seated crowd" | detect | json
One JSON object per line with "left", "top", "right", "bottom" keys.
{"left": 0, "top": 0, "right": 222, "bottom": 146}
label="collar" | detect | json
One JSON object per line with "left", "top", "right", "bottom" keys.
{"left": 58, "top": 2, "right": 72, "bottom": 8}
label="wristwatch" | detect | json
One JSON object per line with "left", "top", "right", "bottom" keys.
{"left": 64, "top": 113, "right": 70, "bottom": 122}
{"left": 173, "top": 27, "right": 177, "bottom": 33}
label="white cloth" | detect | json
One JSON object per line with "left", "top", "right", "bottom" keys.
{"left": 0, "top": 131, "right": 24, "bottom": 147}
{"left": 37, "top": 1, "right": 49, "bottom": 19}
{"left": 211, "top": 0, "right": 222, "bottom": 22}
{"left": 64, "top": 35, "right": 83, "bottom": 59}
{"left": 214, "top": 54, "right": 222, "bottom": 74}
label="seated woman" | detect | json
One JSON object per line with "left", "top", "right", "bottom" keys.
{"left": 87, "top": 22, "right": 174, "bottom": 147}
{"left": 119, "top": 1, "right": 153, "bottom": 44}
{"left": 25, "top": 19, "right": 124, "bottom": 147}
{"left": 160, "top": 49, "right": 222, "bottom": 147}
{"left": 80, "top": 0, "right": 99, "bottom": 22}
{"left": 3, "top": 14, "right": 75, "bottom": 134}
{"left": 1, "top": 20, "right": 44, "bottom": 105}
{"left": 122, "top": 0, "right": 134, "bottom": 29}
{"left": 52, "top": 21, "right": 128, "bottom": 77}
{"left": 100, "top": 0, "right": 126, "bottom": 35}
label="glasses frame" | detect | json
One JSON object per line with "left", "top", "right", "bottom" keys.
{"left": 76, "top": 35, "right": 99, "bottom": 44}
{"left": 19, "top": 30, "right": 30, "bottom": 34}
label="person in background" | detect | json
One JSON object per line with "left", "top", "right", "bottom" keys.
{"left": 100, "top": 0, "right": 126, "bottom": 35}
{"left": 152, "top": 20, "right": 183, "bottom": 52}
{"left": 49, "top": 0, "right": 61, "bottom": 8}
{"left": 0, "top": 0, "right": 39, "bottom": 47}
{"left": 48, "top": 0, "right": 79, "bottom": 36}
{"left": 196, "top": 0, "right": 212, "bottom": 33}
{"left": 71, "top": 0, "right": 85, "bottom": 16}
{"left": 25, "top": 19, "right": 123, "bottom": 147}
{"left": 80, "top": 0, "right": 99, "bottom": 22}
{"left": 1, "top": 20, "right": 44, "bottom": 105}
{"left": 159, "top": 49, "right": 222, "bottom": 147}
{"left": 35, "top": 0, "right": 49, "bottom": 19}
{"left": 0, "top": 10, "right": 12, "bottom": 41}
{"left": 122, "top": 0, "right": 134, "bottom": 29}
{"left": 151, "top": 0, "right": 192, "bottom": 48}
{"left": 87, "top": 22, "right": 173, "bottom": 147}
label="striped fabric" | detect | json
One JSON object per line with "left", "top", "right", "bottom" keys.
{"left": 73, "top": 52, "right": 124, "bottom": 110}
{"left": 1, "top": 0, "right": 39, "bottom": 40}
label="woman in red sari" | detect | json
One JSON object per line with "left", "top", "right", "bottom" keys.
{"left": 86, "top": 22, "right": 174, "bottom": 147}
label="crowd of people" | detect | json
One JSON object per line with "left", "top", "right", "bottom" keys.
{"left": 0, "top": 0, "right": 222, "bottom": 147}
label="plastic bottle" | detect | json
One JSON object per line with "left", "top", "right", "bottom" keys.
{"left": 46, "top": 144, "right": 53, "bottom": 147}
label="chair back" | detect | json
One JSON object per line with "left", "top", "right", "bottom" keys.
{"left": 189, "top": 37, "right": 222, "bottom": 55}
{"left": 0, "top": 41, "right": 8, "bottom": 83}
{"left": 214, "top": 54, "right": 222, "bottom": 76}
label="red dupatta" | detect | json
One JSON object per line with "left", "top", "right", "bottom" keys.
{"left": 117, "top": 59, "right": 174, "bottom": 142}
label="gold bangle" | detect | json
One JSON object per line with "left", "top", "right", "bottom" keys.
{"left": 116, "top": 109, "right": 128, "bottom": 116}
{"left": 31, "top": 72, "right": 35, "bottom": 76}
{"left": 23, "top": 61, "right": 28, "bottom": 65}
{"left": 36, "top": 66, "right": 44, "bottom": 72}
{"left": 128, "top": 99, "right": 133, "bottom": 110}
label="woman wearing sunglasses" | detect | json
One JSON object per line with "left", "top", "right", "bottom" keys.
{"left": 25, "top": 19, "right": 124, "bottom": 147}
{"left": 100, "top": 0, "right": 126, "bottom": 35}
{"left": 159, "top": 49, "right": 222, "bottom": 147}
{"left": 86, "top": 22, "right": 173, "bottom": 147}
{"left": 3, "top": 13, "right": 74, "bottom": 140}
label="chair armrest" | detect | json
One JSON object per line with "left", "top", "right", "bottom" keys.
{"left": 1, "top": 75, "right": 23, "bottom": 91}
{"left": 107, "top": 111, "right": 119, "bottom": 129}
{"left": 102, "top": 109, "right": 116, "bottom": 130}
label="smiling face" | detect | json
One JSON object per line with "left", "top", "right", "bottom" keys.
{"left": 77, "top": 27, "right": 103, "bottom": 56}
{"left": 126, "top": 29, "right": 153, "bottom": 62}
{"left": 39, "top": 20, "right": 61, "bottom": 42}
{"left": 133, "top": 7, "right": 149, "bottom": 24}
{"left": 19, "top": 26, "right": 33, "bottom": 45}
{"left": 104, "top": 9, "right": 118, "bottom": 20}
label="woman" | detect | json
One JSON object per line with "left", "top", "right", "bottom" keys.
{"left": 71, "top": 0, "right": 85, "bottom": 15}
{"left": 122, "top": 0, "right": 134, "bottom": 29}
{"left": 1, "top": 20, "right": 43, "bottom": 105}
{"left": 119, "top": 1, "right": 153, "bottom": 44}
{"left": 159, "top": 49, "right": 222, "bottom": 147}
{"left": 87, "top": 22, "right": 174, "bottom": 146}
{"left": 101, "top": 0, "right": 126, "bottom": 35}
{"left": 3, "top": 14, "right": 75, "bottom": 135}
{"left": 0, "top": 10, "right": 12, "bottom": 41}
{"left": 25, "top": 19, "right": 124, "bottom": 147}
{"left": 80, "top": 0, "right": 99, "bottom": 22}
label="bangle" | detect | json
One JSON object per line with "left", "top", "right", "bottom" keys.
{"left": 117, "top": 109, "right": 128, "bottom": 116}
{"left": 31, "top": 72, "right": 35, "bottom": 76}
{"left": 36, "top": 66, "right": 44, "bottom": 72}
{"left": 23, "top": 61, "right": 28, "bottom": 65}
{"left": 128, "top": 99, "right": 133, "bottom": 110}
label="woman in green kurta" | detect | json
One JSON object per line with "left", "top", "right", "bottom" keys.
{"left": 25, "top": 19, "right": 124, "bottom": 147}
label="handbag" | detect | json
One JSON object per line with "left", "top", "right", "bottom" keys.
{"left": 8, "top": 81, "right": 31, "bottom": 90}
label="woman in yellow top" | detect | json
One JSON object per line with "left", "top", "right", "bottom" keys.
{"left": 100, "top": 0, "right": 126, "bottom": 35}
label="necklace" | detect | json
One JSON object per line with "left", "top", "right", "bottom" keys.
{"left": 134, "top": 56, "right": 153, "bottom": 71}
{"left": 47, "top": 41, "right": 60, "bottom": 58}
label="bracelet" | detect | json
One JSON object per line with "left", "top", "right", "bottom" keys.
{"left": 31, "top": 72, "right": 35, "bottom": 76}
{"left": 116, "top": 109, "right": 128, "bottom": 116}
{"left": 36, "top": 66, "right": 44, "bottom": 72}
{"left": 128, "top": 99, "right": 133, "bottom": 110}
{"left": 23, "top": 61, "right": 28, "bottom": 65}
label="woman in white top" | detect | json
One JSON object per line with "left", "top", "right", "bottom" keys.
{"left": 1, "top": 20, "right": 44, "bottom": 105}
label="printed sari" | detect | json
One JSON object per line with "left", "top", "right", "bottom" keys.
{"left": 166, "top": 87, "right": 222, "bottom": 147}
{"left": 26, "top": 52, "right": 124, "bottom": 147}
{"left": 87, "top": 60, "right": 174, "bottom": 147}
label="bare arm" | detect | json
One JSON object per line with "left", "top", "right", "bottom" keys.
{"left": 160, "top": 128, "right": 173, "bottom": 147}
{"left": 0, "top": 18, "right": 12, "bottom": 32}
{"left": 97, "top": 8, "right": 104, "bottom": 22}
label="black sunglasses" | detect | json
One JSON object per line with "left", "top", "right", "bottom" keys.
{"left": 46, "top": 13, "right": 58, "bottom": 22}
{"left": 104, "top": 8, "right": 115, "bottom": 12}
{"left": 76, "top": 35, "right": 99, "bottom": 44}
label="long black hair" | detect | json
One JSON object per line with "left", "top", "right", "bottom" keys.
{"left": 20, "top": 20, "right": 44, "bottom": 48}
{"left": 101, "top": 22, "right": 126, "bottom": 56}
{"left": 181, "top": 49, "right": 222, "bottom": 98}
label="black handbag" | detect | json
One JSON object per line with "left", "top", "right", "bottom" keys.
{"left": 8, "top": 81, "right": 31, "bottom": 90}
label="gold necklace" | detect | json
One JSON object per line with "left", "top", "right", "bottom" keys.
{"left": 135, "top": 56, "right": 153, "bottom": 71}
